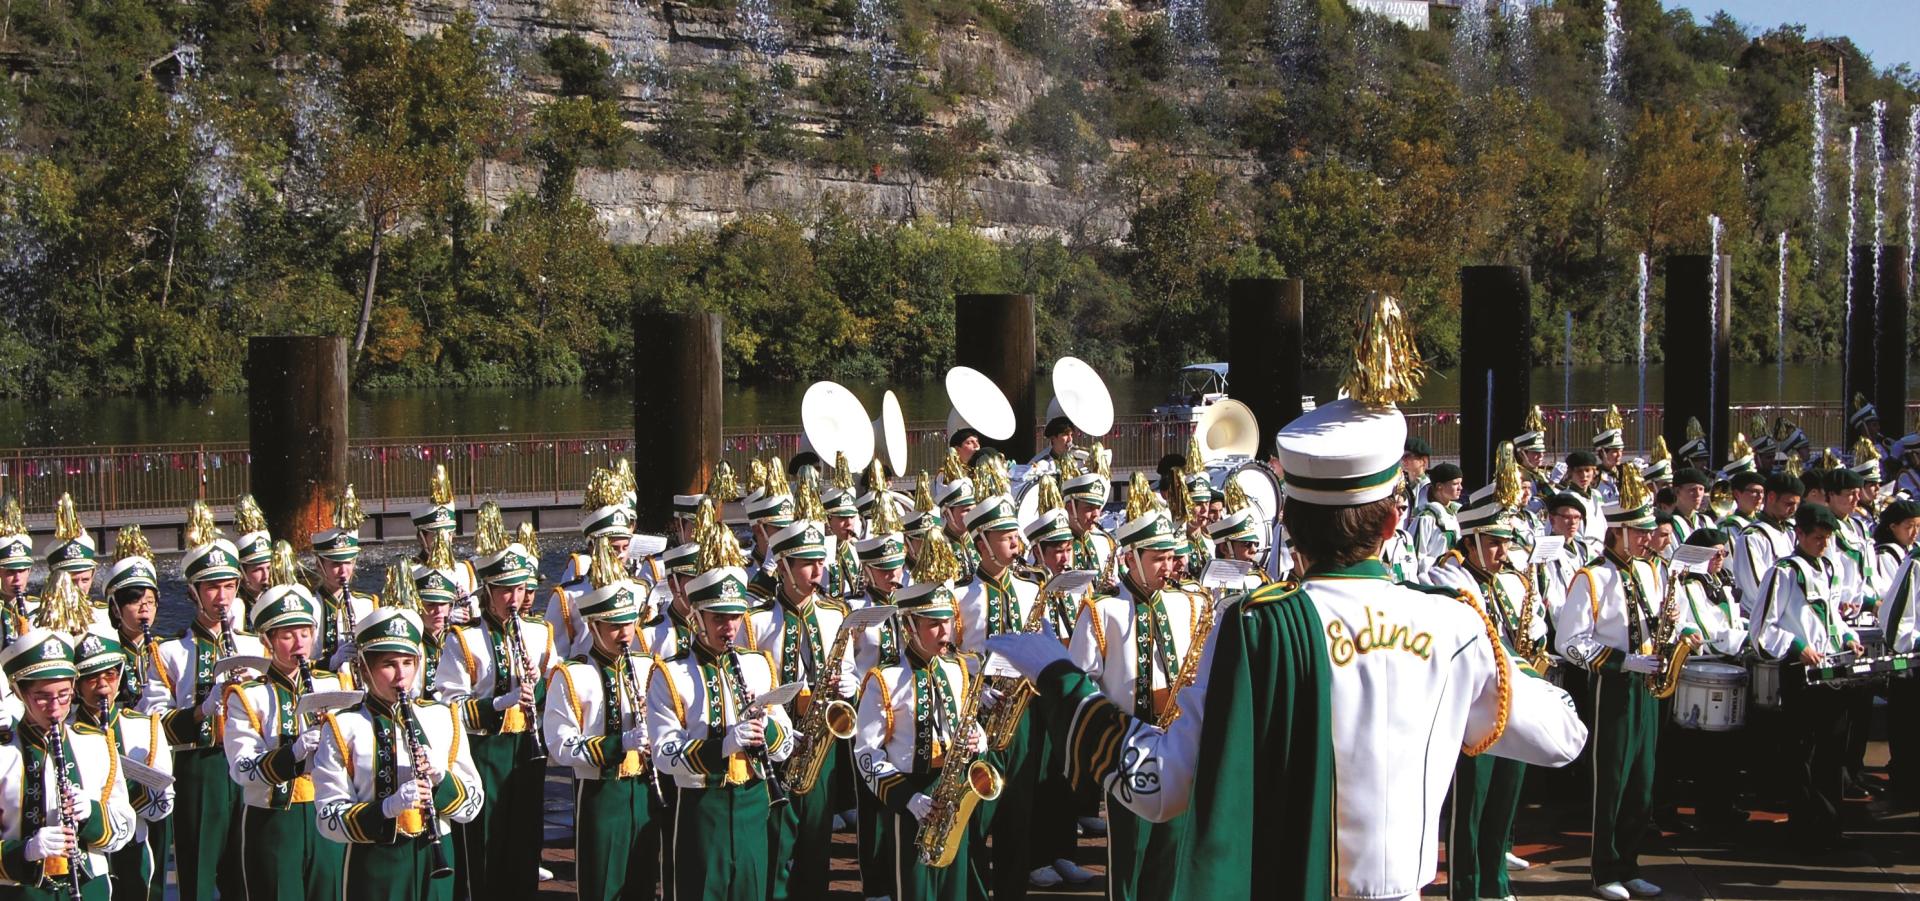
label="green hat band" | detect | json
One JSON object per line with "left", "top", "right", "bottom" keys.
{"left": 183, "top": 542, "right": 242, "bottom": 584}
{"left": 237, "top": 533, "right": 274, "bottom": 565}
{"left": 311, "top": 530, "right": 362, "bottom": 561}
{"left": 252, "top": 585, "right": 321, "bottom": 634}
{"left": 1116, "top": 513, "right": 1179, "bottom": 551}
{"left": 2, "top": 630, "right": 76, "bottom": 683}
{"left": 0, "top": 535, "right": 32, "bottom": 569}
{"left": 895, "top": 581, "right": 956, "bottom": 618}
{"left": 687, "top": 567, "right": 753, "bottom": 613}
{"left": 579, "top": 582, "right": 642, "bottom": 624}
{"left": 73, "top": 632, "right": 125, "bottom": 677}
{"left": 357, "top": 609, "right": 425, "bottom": 656}
{"left": 413, "top": 568, "right": 459, "bottom": 604}
{"left": 49, "top": 538, "right": 98, "bottom": 572}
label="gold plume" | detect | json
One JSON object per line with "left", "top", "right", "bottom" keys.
{"left": 1750, "top": 414, "right": 1768, "bottom": 440}
{"left": 909, "top": 526, "right": 962, "bottom": 584}
{"left": 1525, "top": 405, "right": 1545, "bottom": 435}
{"left": 764, "top": 457, "right": 791, "bottom": 498}
{"left": 1167, "top": 471, "right": 1192, "bottom": 524}
{"left": 1815, "top": 448, "right": 1841, "bottom": 472}
{"left": 1854, "top": 392, "right": 1870, "bottom": 415}
{"left": 1036, "top": 475, "right": 1065, "bottom": 514}
{"left": 708, "top": 461, "right": 740, "bottom": 502}
{"left": 869, "top": 489, "right": 906, "bottom": 535}
{"left": 1855, "top": 436, "right": 1882, "bottom": 466}
{"left": 1785, "top": 452, "right": 1804, "bottom": 476}
{"left": 1125, "top": 472, "right": 1157, "bottom": 522}
{"left": 426, "top": 529, "right": 457, "bottom": 571}
{"left": 517, "top": 521, "right": 542, "bottom": 561}
{"left": 1184, "top": 438, "right": 1207, "bottom": 476}
{"left": 583, "top": 467, "right": 622, "bottom": 510}
{"left": 381, "top": 562, "right": 404, "bottom": 610}
{"left": 1058, "top": 453, "right": 1083, "bottom": 481}
{"left": 972, "top": 453, "right": 1010, "bottom": 499}
{"left": 1221, "top": 477, "right": 1248, "bottom": 515}
{"left": 53, "top": 493, "right": 86, "bottom": 544}
{"left": 692, "top": 497, "right": 718, "bottom": 539}
{"left": 234, "top": 495, "right": 268, "bottom": 535}
{"left": 1730, "top": 432, "right": 1753, "bottom": 461}
{"left": 1650, "top": 435, "right": 1671, "bottom": 467}
{"left": 795, "top": 470, "right": 827, "bottom": 522}
{"left": 589, "top": 537, "right": 624, "bottom": 590}
{"left": 268, "top": 540, "right": 300, "bottom": 588}
{"left": 1338, "top": 292, "right": 1425, "bottom": 407}
{"left": 1493, "top": 440, "right": 1524, "bottom": 509}
{"left": 832, "top": 452, "right": 854, "bottom": 491}
{"left": 1601, "top": 404, "right": 1624, "bottom": 433}
{"left": 1089, "top": 442, "right": 1110, "bottom": 478}
{"left": 429, "top": 464, "right": 454, "bottom": 507}
{"left": 697, "top": 520, "right": 747, "bottom": 571}
{"left": 613, "top": 458, "right": 636, "bottom": 497}
{"left": 1686, "top": 417, "right": 1705, "bottom": 443}
{"left": 862, "top": 459, "right": 887, "bottom": 496}
{"left": 940, "top": 447, "right": 969, "bottom": 483}
{"left": 35, "top": 571, "right": 89, "bottom": 634}
{"left": 746, "top": 459, "right": 768, "bottom": 499}
{"left": 1773, "top": 417, "right": 1795, "bottom": 443}
{"left": 115, "top": 524, "right": 151, "bottom": 562}
{"left": 474, "top": 500, "right": 509, "bottom": 557}
{"left": 913, "top": 473, "right": 935, "bottom": 513}
{"left": 1617, "top": 461, "right": 1650, "bottom": 512}
{"left": 0, "top": 497, "right": 20, "bottom": 536}
{"left": 185, "top": 500, "right": 221, "bottom": 548}
{"left": 334, "top": 484, "right": 366, "bottom": 530}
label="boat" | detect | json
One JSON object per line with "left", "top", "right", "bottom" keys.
{"left": 1150, "top": 363, "right": 1231, "bottom": 423}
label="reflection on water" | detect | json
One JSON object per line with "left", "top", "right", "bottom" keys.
{"left": 0, "top": 363, "right": 1868, "bottom": 448}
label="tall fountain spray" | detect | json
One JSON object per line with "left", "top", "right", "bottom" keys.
{"left": 1810, "top": 69, "right": 1828, "bottom": 267}
{"left": 1910, "top": 106, "right": 1919, "bottom": 293}
{"left": 1846, "top": 125, "right": 1859, "bottom": 384}
{"left": 1636, "top": 252, "right": 1649, "bottom": 446}
{"left": 1601, "top": 0, "right": 1624, "bottom": 100}
{"left": 1778, "top": 231, "right": 1789, "bottom": 401}
{"left": 1874, "top": 100, "right": 1888, "bottom": 311}
{"left": 1709, "top": 215, "right": 1724, "bottom": 427}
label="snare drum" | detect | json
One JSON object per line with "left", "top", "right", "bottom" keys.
{"left": 1857, "top": 625, "right": 1887, "bottom": 657}
{"left": 1671, "top": 661, "right": 1748, "bottom": 731}
{"left": 1750, "top": 659, "right": 1783, "bottom": 710}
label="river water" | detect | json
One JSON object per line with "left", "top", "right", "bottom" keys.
{"left": 0, "top": 362, "right": 1874, "bottom": 447}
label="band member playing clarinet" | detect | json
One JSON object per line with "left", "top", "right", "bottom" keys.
{"left": 222, "top": 547, "right": 349, "bottom": 901}
{"left": 647, "top": 525, "right": 794, "bottom": 901}
{"left": 314, "top": 608, "right": 484, "bottom": 900}
{"left": 436, "top": 537, "right": 554, "bottom": 901}
{"left": 0, "top": 628, "right": 135, "bottom": 900}
{"left": 72, "top": 629, "right": 172, "bottom": 901}
{"left": 543, "top": 540, "right": 661, "bottom": 901}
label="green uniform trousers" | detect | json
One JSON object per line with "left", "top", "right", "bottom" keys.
{"left": 574, "top": 776, "right": 656, "bottom": 901}
{"left": 1591, "top": 669, "right": 1659, "bottom": 886}
{"left": 770, "top": 740, "right": 837, "bottom": 900}
{"left": 105, "top": 818, "right": 167, "bottom": 901}
{"left": 172, "top": 747, "right": 244, "bottom": 901}
{"left": 1104, "top": 791, "right": 1191, "bottom": 901}
{"left": 341, "top": 834, "right": 456, "bottom": 901}
{"left": 970, "top": 712, "right": 1036, "bottom": 900}
{"left": 889, "top": 772, "right": 968, "bottom": 901}
{"left": 854, "top": 766, "right": 894, "bottom": 897}
{"left": 1, "top": 873, "right": 111, "bottom": 900}
{"left": 240, "top": 803, "right": 344, "bottom": 901}
{"left": 671, "top": 782, "right": 771, "bottom": 901}
{"left": 458, "top": 732, "right": 543, "bottom": 901}
{"left": 1449, "top": 752, "right": 1527, "bottom": 900}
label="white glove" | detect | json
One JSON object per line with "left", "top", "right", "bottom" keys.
{"left": 721, "top": 718, "right": 766, "bottom": 757}
{"left": 491, "top": 691, "right": 522, "bottom": 712}
{"left": 24, "top": 825, "right": 70, "bottom": 861}
{"left": 62, "top": 783, "right": 88, "bottom": 824}
{"left": 967, "top": 723, "right": 987, "bottom": 755}
{"left": 907, "top": 792, "right": 935, "bottom": 822}
{"left": 985, "top": 633, "right": 1070, "bottom": 681}
{"left": 294, "top": 728, "right": 324, "bottom": 762}
{"left": 381, "top": 780, "right": 428, "bottom": 819}
{"left": 1622, "top": 654, "right": 1664, "bottom": 674}
{"left": 199, "top": 687, "right": 225, "bottom": 719}
{"left": 622, "top": 726, "right": 650, "bottom": 753}
{"left": 979, "top": 685, "right": 1005, "bottom": 711}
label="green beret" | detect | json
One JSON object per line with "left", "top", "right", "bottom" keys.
{"left": 1794, "top": 502, "right": 1841, "bottom": 534}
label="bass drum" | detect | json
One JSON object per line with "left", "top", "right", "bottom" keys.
{"left": 1209, "top": 461, "right": 1283, "bottom": 547}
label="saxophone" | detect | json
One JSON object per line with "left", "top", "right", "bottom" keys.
{"left": 915, "top": 654, "right": 1002, "bottom": 868}
{"left": 1646, "top": 560, "right": 1692, "bottom": 699}
{"left": 1156, "top": 591, "right": 1216, "bottom": 728}
{"left": 1514, "top": 566, "right": 1550, "bottom": 673}
{"left": 981, "top": 593, "right": 1051, "bottom": 750}
{"left": 781, "top": 618, "right": 860, "bottom": 796}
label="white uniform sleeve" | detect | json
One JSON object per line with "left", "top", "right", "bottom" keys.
{"left": 1068, "top": 602, "right": 1103, "bottom": 680}
{"left": 1472, "top": 644, "right": 1587, "bottom": 767}
{"left": 1751, "top": 566, "right": 1798, "bottom": 661}
{"left": 222, "top": 684, "right": 283, "bottom": 792}
{"left": 135, "top": 722, "right": 175, "bottom": 823}
{"left": 1555, "top": 568, "right": 1607, "bottom": 669}
{"left": 439, "top": 705, "right": 485, "bottom": 825}
{"left": 543, "top": 666, "right": 596, "bottom": 772}
{"left": 311, "top": 715, "right": 357, "bottom": 844}
{"left": 646, "top": 667, "right": 703, "bottom": 782}
{"left": 87, "top": 735, "right": 137, "bottom": 855}
{"left": 852, "top": 671, "right": 902, "bottom": 798}
{"left": 1891, "top": 559, "right": 1920, "bottom": 653}
{"left": 1097, "top": 626, "right": 1214, "bottom": 824}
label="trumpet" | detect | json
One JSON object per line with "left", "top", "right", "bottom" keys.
{"left": 395, "top": 689, "right": 455, "bottom": 880}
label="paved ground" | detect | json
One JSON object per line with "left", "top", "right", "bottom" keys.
{"left": 530, "top": 738, "right": 1920, "bottom": 900}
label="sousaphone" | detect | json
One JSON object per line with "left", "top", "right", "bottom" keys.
{"left": 870, "top": 390, "right": 908, "bottom": 478}
{"left": 944, "top": 366, "right": 1016, "bottom": 441}
{"left": 1046, "top": 357, "right": 1114, "bottom": 438}
{"left": 802, "top": 381, "right": 876, "bottom": 472}
{"left": 1194, "top": 399, "right": 1260, "bottom": 463}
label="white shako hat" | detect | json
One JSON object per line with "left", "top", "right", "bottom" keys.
{"left": 1277, "top": 293, "right": 1422, "bottom": 508}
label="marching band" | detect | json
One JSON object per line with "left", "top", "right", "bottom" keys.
{"left": 0, "top": 303, "right": 1916, "bottom": 901}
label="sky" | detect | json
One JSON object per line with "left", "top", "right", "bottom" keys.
{"left": 1664, "top": 2, "right": 1920, "bottom": 73}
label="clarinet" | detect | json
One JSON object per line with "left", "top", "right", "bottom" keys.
{"left": 395, "top": 690, "right": 455, "bottom": 880}
{"left": 47, "top": 726, "right": 83, "bottom": 896}
{"left": 722, "top": 641, "right": 788, "bottom": 810}
{"left": 503, "top": 616, "right": 548, "bottom": 761}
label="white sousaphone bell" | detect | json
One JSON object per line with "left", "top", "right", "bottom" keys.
{"left": 870, "top": 390, "right": 908, "bottom": 478}
{"left": 944, "top": 366, "right": 1016, "bottom": 441}
{"left": 802, "top": 381, "right": 876, "bottom": 472}
{"left": 1045, "top": 356, "right": 1115, "bottom": 438}
{"left": 1194, "top": 399, "right": 1282, "bottom": 549}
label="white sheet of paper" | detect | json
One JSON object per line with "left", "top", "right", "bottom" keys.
{"left": 212, "top": 656, "right": 271, "bottom": 680}
{"left": 747, "top": 681, "right": 804, "bottom": 716}
{"left": 1201, "top": 559, "right": 1255, "bottom": 589}
{"left": 1527, "top": 536, "right": 1566, "bottom": 567}
{"left": 841, "top": 605, "right": 897, "bottom": 634}
{"left": 297, "top": 691, "right": 366, "bottom": 721}
{"left": 1671, "top": 544, "right": 1719, "bottom": 573}
{"left": 120, "top": 756, "right": 174, "bottom": 791}
{"left": 630, "top": 534, "right": 669, "bottom": 558}
{"left": 1042, "top": 570, "right": 1097, "bottom": 596}
{"left": 983, "top": 653, "right": 1023, "bottom": 679}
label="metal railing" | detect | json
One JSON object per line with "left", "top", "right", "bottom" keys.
{"left": 0, "top": 403, "right": 1886, "bottom": 523}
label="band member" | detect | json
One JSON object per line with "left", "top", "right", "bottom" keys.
{"left": 222, "top": 565, "right": 349, "bottom": 900}
{"left": 411, "top": 555, "right": 461, "bottom": 700}
{"left": 744, "top": 487, "right": 797, "bottom": 596}
{"left": 543, "top": 543, "right": 660, "bottom": 901}
{"left": 1592, "top": 407, "right": 1627, "bottom": 503}
{"left": 1670, "top": 528, "right": 1747, "bottom": 825}
{"left": 1402, "top": 436, "right": 1433, "bottom": 508}
{"left": 1019, "top": 509, "right": 1098, "bottom": 888}
{"left": 104, "top": 530, "right": 161, "bottom": 712}
{"left": 670, "top": 494, "right": 708, "bottom": 546}
{"left": 410, "top": 467, "right": 478, "bottom": 624}
{"left": 956, "top": 495, "right": 1042, "bottom": 900}
{"left": 752, "top": 520, "right": 853, "bottom": 901}
{"left": 1719, "top": 471, "right": 1765, "bottom": 536}
{"left": 313, "top": 608, "right": 485, "bottom": 900}
{"left": 824, "top": 487, "right": 866, "bottom": 601}
{"left": 73, "top": 630, "right": 172, "bottom": 901}
{"left": 854, "top": 549, "right": 988, "bottom": 901}
{"left": 310, "top": 490, "right": 377, "bottom": 674}
{"left": 1879, "top": 500, "right": 1920, "bottom": 798}
{"left": 0, "top": 513, "right": 40, "bottom": 654}
{"left": 436, "top": 540, "right": 555, "bottom": 901}
{"left": 1030, "top": 417, "right": 1077, "bottom": 470}
{"left": 1734, "top": 473, "right": 1803, "bottom": 616}
{"left": 646, "top": 532, "right": 795, "bottom": 901}
{"left": 1066, "top": 479, "right": 1208, "bottom": 901}
{"left": 935, "top": 477, "right": 980, "bottom": 583}
{"left": 144, "top": 506, "right": 265, "bottom": 901}
{"left": 43, "top": 494, "right": 101, "bottom": 625}
{"left": 645, "top": 541, "right": 704, "bottom": 662}
{"left": 549, "top": 500, "right": 638, "bottom": 659}
{"left": 1751, "top": 502, "right": 1865, "bottom": 849}
{"left": 1560, "top": 464, "right": 1693, "bottom": 900}
{"left": 1670, "top": 468, "right": 1714, "bottom": 542}
{"left": 1560, "top": 451, "right": 1609, "bottom": 547}
{"left": 989, "top": 294, "right": 1585, "bottom": 899}
{"left": 1061, "top": 473, "right": 1117, "bottom": 584}
{"left": 0, "top": 629, "right": 136, "bottom": 900}
{"left": 234, "top": 496, "right": 274, "bottom": 618}
{"left": 1408, "top": 462, "right": 1464, "bottom": 579}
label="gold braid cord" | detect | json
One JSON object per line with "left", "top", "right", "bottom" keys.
{"left": 1459, "top": 589, "right": 1512, "bottom": 757}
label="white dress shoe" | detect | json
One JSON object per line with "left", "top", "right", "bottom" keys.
{"left": 1622, "top": 878, "right": 1663, "bottom": 897}
{"left": 1505, "top": 851, "right": 1530, "bottom": 870}
{"left": 1593, "top": 883, "right": 1631, "bottom": 901}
